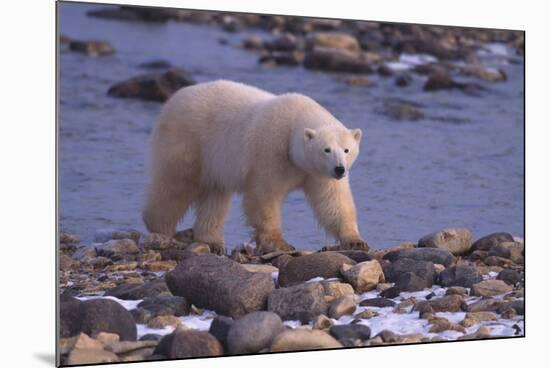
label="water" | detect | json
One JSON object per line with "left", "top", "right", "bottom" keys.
{"left": 58, "top": 3, "right": 524, "bottom": 250}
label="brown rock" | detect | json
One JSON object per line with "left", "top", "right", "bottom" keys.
{"left": 278, "top": 252, "right": 355, "bottom": 287}
{"left": 67, "top": 348, "right": 119, "bottom": 365}
{"left": 414, "top": 295, "right": 465, "bottom": 313}
{"left": 328, "top": 296, "right": 357, "bottom": 319}
{"left": 268, "top": 282, "right": 328, "bottom": 323}
{"left": 306, "top": 32, "right": 360, "bottom": 52}
{"left": 69, "top": 40, "right": 115, "bottom": 56}
{"left": 321, "top": 280, "right": 355, "bottom": 303}
{"left": 418, "top": 228, "right": 472, "bottom": 255}
{"left": 144, "top": 260, "right": 177, "bottom": 272}
{"left": 147, "top": 315, "right": 182, "bottom": 329}
{"left": 312, "top": 314, "right": 333, "bottom": 329}
{"left": 471, "top": 280, "right": 513, "bottom": 297}
{"left": 270, "top": 329, "right": 342, "bottom": 352}
{"left": 170, "top": 330, "right": 223, "bottom": 358}
{"left": 340, "top": 260, "right": 385, "bottom": 292}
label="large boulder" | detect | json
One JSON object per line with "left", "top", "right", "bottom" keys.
{"left": 226, "top": 311, "right": 285, "bottom": 354}
{"left": 268, "top": 282, "right": 328, "bottom": 323}
{"left": 438, "top": 266, "right": 483, "bottom": 288}
{"left": 471, "top": 232, "right": 515, "bottom": 252}
{"left": 81, "top": 299, "right": 137, "bottom": 341}
{"left": 166, "top": 254, "right": 275, "bottom": 318}
{"left": 418, "top": 228, "right": 472, "bottom": 255}
{"left": 278, "top": 252, "right": 355, "bottom": 287}
{"left": 270, "top": 329, "right": 342, "bottom": 352}
{"left": 383, "top": 248, "right": 454, "bottom": 267}
{"left": 107, "top": 68, "right": 195, "bottom": 102}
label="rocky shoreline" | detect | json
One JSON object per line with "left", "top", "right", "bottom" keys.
{"left": 59, "top": 228, "right": 524, "bottom": 365}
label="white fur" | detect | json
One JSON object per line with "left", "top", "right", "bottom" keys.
{"left": 143, "top": 80, "right": 365, "bottom": 251}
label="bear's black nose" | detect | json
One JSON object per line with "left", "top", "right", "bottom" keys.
{"left": 334, "top": 166, "right": 346, "bottom": 179}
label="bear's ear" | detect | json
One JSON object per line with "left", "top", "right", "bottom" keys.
{"left": 351, "top": 128, "right": 362, "bottom": 142}
{"left": 304, "top": 128, "right": 316, "bottom": 142}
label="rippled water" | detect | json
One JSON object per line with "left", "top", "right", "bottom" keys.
{"left": 58, "top": 3, "right": 524, "bottom": 250}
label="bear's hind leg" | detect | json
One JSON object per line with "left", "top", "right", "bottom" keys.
{"left": 192, "top": 189, "right": 232, "bottom": 255}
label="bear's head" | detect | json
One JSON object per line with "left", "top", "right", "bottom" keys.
{"left": 295, "top": 126, "right": 362, "bottom": 180}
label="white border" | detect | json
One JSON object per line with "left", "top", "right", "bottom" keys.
{"left": 2, "top": 0, "right": 547, "bottom": 367}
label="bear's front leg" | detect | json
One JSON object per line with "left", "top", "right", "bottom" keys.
{"left": 243, "top": 191, "right": 296, "bottom": 254}
{"left": 304, "top": 177, "right": 369, "bottom": 251}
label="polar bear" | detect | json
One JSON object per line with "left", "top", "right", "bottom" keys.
{"left": 142, "top": 80, "right": 367, "bottom": 254}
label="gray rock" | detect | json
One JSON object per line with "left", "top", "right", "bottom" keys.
{"left": 471, "top": 280, "right": 513, "bottom": 297}
{"left": 333, "top": 250, "right": 372, "bottom": 263}
{"left": 170, "top": 330, "right": 223, "bottom": 358}
{"left": 81, "top": 299, "right": 137, "bottom": 341}
{"left": 418, "top": 228, "right": 472, "bottom": 255}
{"left": 497, "top": 269, "right": 521, "bottom": 285}
{"left": 383, "top": 248, "right": 454, "bottom": 267}
{"left": 137, "top": 296, "right": 190, "bottom": 317}
{"left": 471, "top": 232, "right": 515, "bottom": 252}
{"left": 383, "top": 258, "right": 435, "bottom": 286}
{"left": 104, "top": 280, "right": 170, "bottom": 300}
{"left": 329, "top": 324, "right": 371, "bottom": 347}
{"left": 359, "top": 297, "right": 396, "bottom": 308}
{"left": 166, "top": 254, "right": 275, "bottom": 318}
{"left": 466, "top": 299, "right": 506, "bottom": 313}
{"left": 208, "top": 316, "right": 234, "bottom": 350}
{"left": 270, "top": 329, "right": 342, "bottom": 352}
{"left": 438, "top": 266, "right": 483, "bottom": 288}
{"left": 227, "top": 312, "right": 285, "bottom": 354}
{"left": 488, "top": 242, "right": 524, "bottom": 263}
{"left": 278, "top": 252, "right": 355, "bottom": 287}
{"left": 268, "top": 282, "right": 328, "bottom": 323}
{"left": 60, "top": 294, "right": 84, "bottom": 338}
{"left": 497, "top": 300, "right": 524, "bottom": 315}
{"left": 394, "top": 271, "right": 431, "bottom": 292}
{"left": 328, "top": 296, "right": 357, "bottom": 319}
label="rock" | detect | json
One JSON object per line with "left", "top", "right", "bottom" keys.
{"left": 438, "top": 266, "right": 483, "bottom": 288}
{"left": 94, "top": 229, "right": 141, "bottom": 244}
{"left": 72, "top": 246, "right": 97, "bottom": 261}
{"left": 268, "top": 282, "right": 328, "bottom": 323}
{"left": 383, "top": 258, "right": 435, "bottom": 286}
{"left": 60, "top": 294, "right": 85, "bottom": 338}
{"left": 271, "top": 254, "right": 293, "bottom": 269}
{"left": 340, "top": 260, "right": 385, "bottom": 292}
{"left": 95, "top": 332, "right": 120, "bottom": 346}
{"left": 467, "top": 298, "right": 506, "bottom": 313}
{"left": 383, "top": 102, "right": 424, "bottom": 121}
{"left": 96, "top": 239, "right": 139, "bottom": 255}
{"left": 428, "top": 316, "right": 465, "bottom": 333}
{"left": 354, "top": 309, "right": 379, "bottom": 320}
{"left": 378, "top": 64, "right": 394, "bottom": 76}
{"left": 80, "top": 299, "right": 137, "bottom": 341}
{"left": 312, "top": 314, "right": 333, "bottom": 329}
{"left": 423, "top": 68, "right": 458, "bottom": 91}
{"left": 143, "top": 260, "right": 178, "bottom": 272}
{"left": 138, "top": 60, "right": 172, "bottom": 69}
{"left": 243, "top": 35, "right": 263, "bottom": 50}
{"left": 104, "top": 280, "right": 170, "bottom": 300}
{"left": 394, "top": 272, "right": 431, "bottom": 292}
{"left": 333, "top": 250, "right": 372, "bottom": 263}
{"left": 460, "top": 312, "right": 497, "bottom": 327}
{"left": 395, "top": 74, "right": 412, "bottom": 87}
{"left": 329, "top": 324, "right": 371, "bottom": 347}
{"left": 418, "top": 228, "right": 472, "bottom": 255}
{"left": 166, "top": 254, "right": 275, "bottom": 318}
{"left": 105, "top": 340, "right": 158, "bottom": 354}
{"left": 457, "top": 326, "right": 492, "bottom": 340}
{"left": 497, "top": 269, "right": 521, "bottom": 285}
{"left": 306, "top": 32, "right": 360, "bottom": 52}
{"left": 414, "top": 295, "right": 465, "bottom": 313}
{"left": 264, "top": 33, "right": 299, "bottom": 51}
{"left": 328, "top": 296, "right": 357, "bottom": 319}
{"left": 278, "top": 252, "right": 355, "bottom": 287}
{"left": 67, "top": 347, "right": 119, "bottom": 365}
{"left": 69, "top": 40, "right": 114, "bottom": 56}
{"left": 147, "top": 315, "right": 182, "bottom": 329}
{"left": 488, "top": 242, "right": 524, "bottom": 263}
{"left": 137, "top": 295, "right": 190, "bottom": 317}
{"left": 173, "top": 228, "right": 194, "bottom": 243}
{"left": 270, "top": 329, "right": 342, "bottom": 352}
{"left": 321, "top": 280, "right": 355, "bottom": 303}
{"left": 60, "top": 232, "right": 80, "bottom": 244}
{"left": 227, "top": 311, "right": 285, "bottom": 354}
{"left": 170, "top": 330, "right": 223, "bottom": 358}
{"left": 304, "top": 47, "right": 374, "bottom": 74}
{"left": 186, "top": 242, "right": 211, "bottom": 255}
{"left": 209, "top": 316, "right": 234, "bottom": 349}
{"left": 105, "top": 262, "right": 138, "bottom": 272}
{"left": 72, "top": 332, "right": 104, "bottom": 350}
{"left": 383, "top": 247, "right": 454, "bottom": 267}
{"left": 471, "top": 232, "right": 515, "bottom": 252}
{"left": 107, "top": 68, "right": 195, "bottom": 102}
{"left": 59, "top": 254, "right": 79, "bottom": 271}
{"left": 346, "top": 76, "right": 371, "bottom": 86}
{"left": 497, "top": 300, "right": 524, "bottom": 315}
{"left": 160, "top": 249, "right": 195, "bottom": 262}
{"left": 241, "top": 264, "right": 279, "bottom": 274}
{"left": 445, "top": 286, "right": 469, "bottom": 297}
{"left": 484, "top": 255, "right": 517, "bottom": 268}
{"left": 462, "top": 65, "right": 507, "bottom": 82}
{"left": 471, "top": 280, "right": 513, "bottom": 297}
{"left": 359, "top": 297, "right": 396, "bottom": 308}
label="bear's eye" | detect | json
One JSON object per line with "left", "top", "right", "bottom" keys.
{"left": 344, "top": 149, "right": 349, "bottom": 153}
{"left": 324, "top": 148, "right": 331, "bottom": 153}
